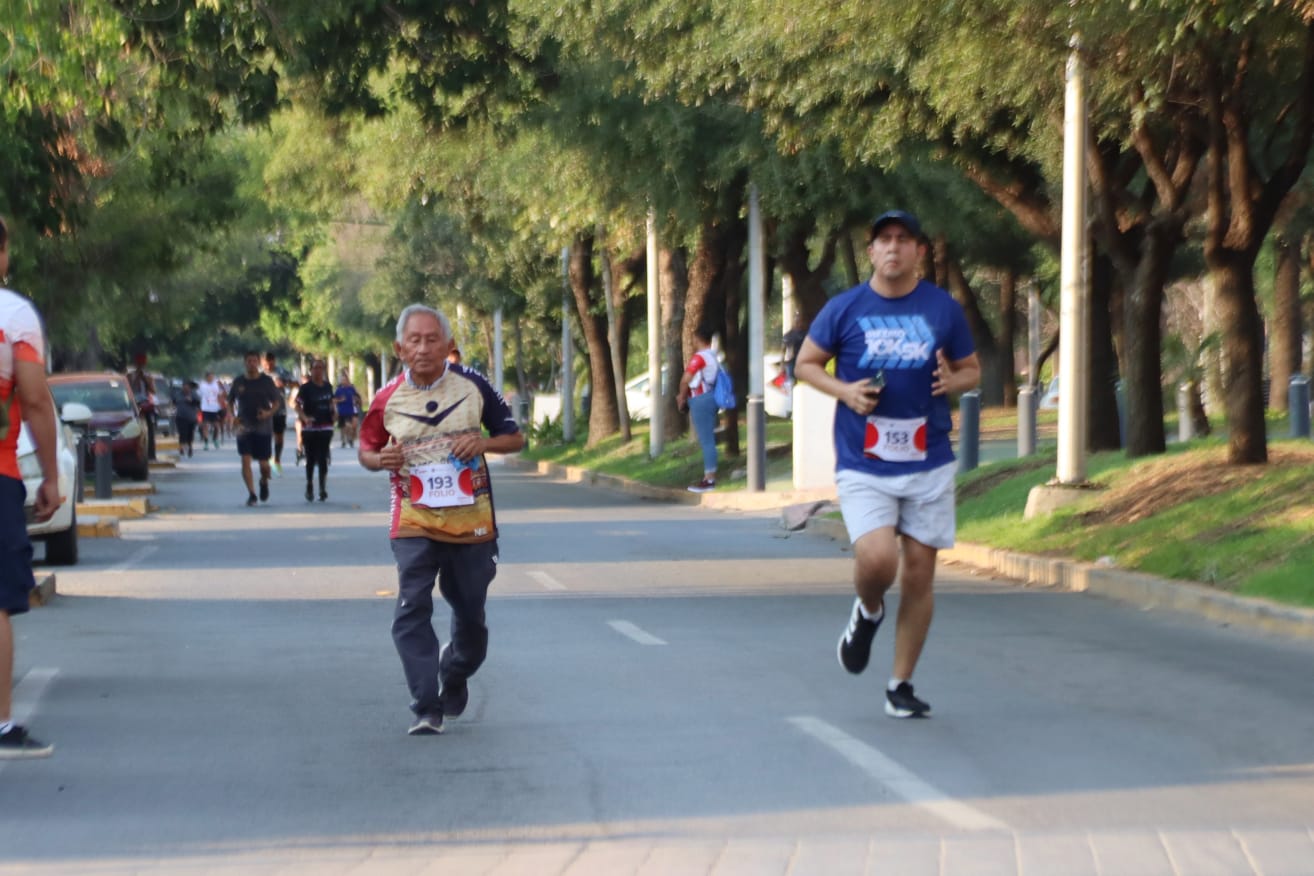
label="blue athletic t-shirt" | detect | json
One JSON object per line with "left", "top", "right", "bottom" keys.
{"left": 808, "top": 279, "right": 975, "bottom": 476}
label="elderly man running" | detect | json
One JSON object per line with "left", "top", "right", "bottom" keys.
{"left": 359, "top": 304, "right": 524, "bottom": 736}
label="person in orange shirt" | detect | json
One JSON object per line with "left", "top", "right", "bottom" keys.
{"left": 0, "top": 216, "right": 59, "bottom": 758}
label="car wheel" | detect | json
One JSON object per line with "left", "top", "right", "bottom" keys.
{"left": 43, "top": 507, "right": 79, "bottom": 566}
{"left": 129, "top": 463, "right": 150, "bottom": 481}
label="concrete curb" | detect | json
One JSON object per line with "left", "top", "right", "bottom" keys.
{"left": 76, "top": 497, "right": 152, "bottom": 519}
{"left": 805, "top": 515, "right": 1314, "bottom": 640}
{"left": 77, "top": 515, "right": 120, "bottom": 538}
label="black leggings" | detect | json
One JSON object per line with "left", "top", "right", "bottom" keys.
{"left": 303, "top": 430, "right": 333, "bottom": 486}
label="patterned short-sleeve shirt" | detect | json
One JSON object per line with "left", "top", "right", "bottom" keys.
{"left": 359, "top": 364, "right": 520, "bottom": 543}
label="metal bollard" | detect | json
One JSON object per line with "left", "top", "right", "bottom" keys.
{"left": 1177, "top": 383, "right": 1194, "bottom": 442}
{"left": 93, "top": 431, "right": 114, "bottom": 498}
{"left": 75, "top": 430, "right": 88, "bottom": 501}
{"left": 1017, "top": 385, "right": 1037, "bottom": 457}
{"left": 1290, "top": 376, "right": 1311, "bottom": 439}
{"left": 958, "top": 390, "right": 980, "bottom": 472}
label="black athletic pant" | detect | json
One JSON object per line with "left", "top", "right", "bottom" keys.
{"left": 302, "top": 429, "right": 333, "bottom": 492}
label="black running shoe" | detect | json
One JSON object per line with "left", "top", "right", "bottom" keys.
{"left": 0, "top": 725, "right": 54, "bottom": 759}
{"left": 407, "top": 713, "right": 444, "bottom": 736}
{"left": 837, "top": 596, "right": 883, "bottom": 674}
{"left": 439, "top": 643, "right": 469, "bottom": 718}
{"left": 318, "top": 490, "right": 327, "bottom": 502}
{"left": 305, "top": 484, "right": 314, "bottom": 502}
{"left": 259, "top": 477, "right": 269, "bottom": 502}
{"left": 885, "top": 681, "right": 931, "bottom": 718}
{"left": 246, "top": 493, "right": 258, "bottom": 507}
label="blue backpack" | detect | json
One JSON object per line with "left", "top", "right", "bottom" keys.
{"left": 712, "top": 367, "right": 736, "bottom": 410}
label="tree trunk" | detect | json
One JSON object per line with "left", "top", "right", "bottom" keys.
{"left": 777, "top": 223, "right": 839, "bottom": 324}
{"left": 566, "top": 233, "right": 620, "bottom": 447}
{"left": 600, "top": 243, "right": 631, "bottom": 442}
{"left": 934, "top": 237, "right": 1001, "bottom": 406}
{"left": 840, "top": 230, "right": 861, "bottom": 287}
{"left": 1088, "top": 253, "right": 1123, "bottom": 453}
{"left": 1120, "top": 227, "right": 1173, "bottom": 457}
{"left": 659, "top": 246, "right": 689, "bottom": 441}
{"left": 1269, "top": 233, "right": 1302, "bottom": 412}
{"left": 998, "top": 268, "right": 1018, "bottom": 407}
{"left": 1211, "top": 255, "right": 1268, "bottom": 463}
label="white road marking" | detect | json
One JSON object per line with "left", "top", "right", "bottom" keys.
{"left": 0, "top": 668, "right": 58, "bottom": 770}
{"left": 108, "top": 545, "right": 158, "bottom": 574}
{"left": 9, "top": 668, "right": 57, "bottom": 725}
{"left": 527, "top": 570, "right": 566, "bottom": 591}
{"left": 608, "top": 620, "right": 667, "bottom": 646}
{"left": 119, "top": 533, "right": 158, "bottom": 542}
{"left": 787, "top": 715, "right": 1008, "bottom": 833}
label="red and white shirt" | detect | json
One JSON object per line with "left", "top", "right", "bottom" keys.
{"left": 0, "top": 289, "right": 46, "bottom": 481}
{"left": 359, "top": 364, "right": 520, "bottom": 544}
{"left": 685, "top": 348, "right": 719, "bottom": 397}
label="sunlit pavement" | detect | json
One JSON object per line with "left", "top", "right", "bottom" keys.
{"left": 3, "top": 450, "right": 1312, "bottom": 874}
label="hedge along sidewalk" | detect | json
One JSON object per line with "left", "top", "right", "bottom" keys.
{"left": 806, "top": 516, "right": 1314, "bottom": 641}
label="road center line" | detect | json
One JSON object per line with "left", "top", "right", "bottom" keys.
{"left": 108, "top": 545, "right": 158, "bottom": 574}
{"left": 787, "top": 715, "right": 1008, "bottom": 832}
{"left": 527, "top": 570, "right": 566, "bottom": 591}
{"left": 608, "top": 620, "right": 667, "bottom": 646}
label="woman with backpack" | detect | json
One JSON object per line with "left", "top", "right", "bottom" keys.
{"left": 676, "top": 324, "right": 725, "bottom": 494}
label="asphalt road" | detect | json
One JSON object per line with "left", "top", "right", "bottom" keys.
{"left": 3, "top": 444, "right": 1313, "bottom": 875}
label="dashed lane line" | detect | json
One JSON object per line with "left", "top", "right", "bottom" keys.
{"left": 527, "top": 570, "right": 566, "bottom": 591}
{"left": 607, "top": 620, "right": 668, "bottom": 646}
{"left": 108, "top": 544, "right": 158, "bottom": 574}
{"left": 788, "top": 714, "right": 1009, "bottom": 833}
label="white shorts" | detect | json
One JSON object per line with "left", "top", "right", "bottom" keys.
{"left": 836, "top": 462, "right": 958, "bottom": 549}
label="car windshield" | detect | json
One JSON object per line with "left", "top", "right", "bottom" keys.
{"left": 51, "top": 381, "right": 133, "bottom": 413}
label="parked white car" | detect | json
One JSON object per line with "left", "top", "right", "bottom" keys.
{"left": 1038, "top": 376, "right": 1060, "bottom": 410}
{"left": 623, "top": 368, "right": 669, "bottom": 421}
{"left": 18, "top": 400, "right": 91, "bottom": 565}
{"left": 624, "top": 355, "right": 794, "bottom": 419}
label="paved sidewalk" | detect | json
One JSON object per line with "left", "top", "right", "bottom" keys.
{"left": 506, "top": 456, "right": 1314, "bottom": 641}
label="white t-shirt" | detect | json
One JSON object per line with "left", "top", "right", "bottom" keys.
{"left": 198, "top": 378, "right": 224, "bottom": 413}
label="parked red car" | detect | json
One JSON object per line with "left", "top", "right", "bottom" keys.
{"left": 48, "top": 372, "right": 150, "bottom": 480}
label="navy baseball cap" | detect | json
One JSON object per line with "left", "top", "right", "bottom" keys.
{"left": 869, "top": 210, "right": 923, "bottom": 240}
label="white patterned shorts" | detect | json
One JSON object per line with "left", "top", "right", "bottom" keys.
{"left": 836, "top": 462, "right": 958, "bottom": 549}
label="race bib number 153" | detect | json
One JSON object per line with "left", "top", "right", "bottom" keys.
{"left": 863, "top": 415, "right": 928, "bottom": 463}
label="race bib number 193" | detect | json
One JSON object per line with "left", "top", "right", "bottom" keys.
{"left": 863, "top": 415, "right": 928, "bottom": 463}
{"left": 409, "top": 460, "right": 476, "bottom": 508}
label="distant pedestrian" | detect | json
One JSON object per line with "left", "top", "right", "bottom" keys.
{"left": 782, "top": 316, "right": 807, "bottom": 381}
{"left": 334, "top": 369, "right": 362, "bottom": 448}
{"left": 127, "top": 353, "right": 158, "bottom": 461}
{"left": 0, "top": 215, "right": 57, "bottom": 758}
{"left": 198, "top": 371, "right": 224, "bottom": 449}
{"left": 174, "top": 381, "right": 200, "bottom": 457}
{"left": 296, "top": 359, "right": 335, "bottom": 502}
{"left": 675, "top": 323, "right": 721, "bottom": 494}
{"left": 794, "top": 210, "right": 979, "bottom": 719}
{"left": 262, "top": 352, "right": 291, "bottom": 476}
{"left": 228, "top": 351, "right": 281, "bottom": 507}
{"left": 359, "top": 304, "right": 524, "bottom": 736}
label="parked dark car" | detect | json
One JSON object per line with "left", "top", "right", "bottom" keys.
{"left": 48, "top": 372, "right": 150, "bottom": 480}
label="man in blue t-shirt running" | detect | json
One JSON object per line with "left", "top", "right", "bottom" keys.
{"left": 795, "top": 210, "right": 980, "bottom": 720}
